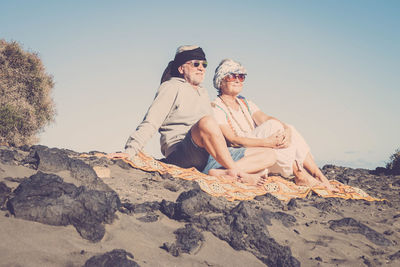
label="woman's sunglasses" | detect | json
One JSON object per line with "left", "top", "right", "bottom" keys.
{"left": 225, "top": 73, "right": 246, "bottom": 82}
{"left": 187, "top": 60, "right": 208, "bottom": 68}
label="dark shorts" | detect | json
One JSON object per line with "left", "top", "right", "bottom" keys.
{"left": 164, "top": 130, "right": 209, "bottom": 171}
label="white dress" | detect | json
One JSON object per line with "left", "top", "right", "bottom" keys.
{"left": 212, "top": 97, "right": 311, "bottom": 177}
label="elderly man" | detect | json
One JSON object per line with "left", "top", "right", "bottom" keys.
{"left": 121, "top": 45, "right": 275, "bottom": 184}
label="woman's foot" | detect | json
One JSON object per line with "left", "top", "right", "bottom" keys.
{"left": 302, "top": 153, "right": 339, "bottom": 192}
{"left": 294, "top": 170, "right": 339, "bottom": 192}
{"left": 293, "top": 160, "right": 323, "bottom": 187}
{"left": 209, "top": 168, "right": 267, "bottom": 187}
{"left": 313, "top": 173, "right": 339, "bottom": 192}
{"left": 293, "top": 160, "right": 339, "bottom": 192}
{"left": 294, "top": 169, "right": 323, "bottom": 187}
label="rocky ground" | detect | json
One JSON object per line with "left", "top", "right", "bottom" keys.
{"left": 0, "top": 145, "right": 399, "bottom": 267}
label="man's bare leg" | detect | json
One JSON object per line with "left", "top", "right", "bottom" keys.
{"left": 209, "top": 168, "right": 267, "bottom": 187}
{"left": 191, "top": 116, "right": 274, "bottom": 185}
{"left": 191, "top": 116, "right": 237, "bottom": 170}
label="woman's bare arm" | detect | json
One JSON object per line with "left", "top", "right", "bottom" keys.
{"left": 219, "top": 124, "right": 285, "bottom": 148}
{"left": 252, "top": 110, "right": 292, "bottom": 148}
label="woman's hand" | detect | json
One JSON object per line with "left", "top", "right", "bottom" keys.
{"left": 264, "top": 130, "right": 289, "bottom": 149}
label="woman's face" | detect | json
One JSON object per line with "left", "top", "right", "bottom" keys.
{"left": 220, "top": 73, "right": 245, "bottom": 96}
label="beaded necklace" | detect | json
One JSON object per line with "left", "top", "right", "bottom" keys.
{"left": 218, "top": 96, "right": 255, "bottom": 136}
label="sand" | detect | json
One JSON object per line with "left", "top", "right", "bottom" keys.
{"left": 0, "top": 146, "right": 399, "bottom": 266}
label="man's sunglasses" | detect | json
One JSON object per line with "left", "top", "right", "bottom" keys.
{"left": 187, "top": 60, "right": 208, "bottom": 68}
{"left": 225, "top": 73, "right": 246, "bottom": 82}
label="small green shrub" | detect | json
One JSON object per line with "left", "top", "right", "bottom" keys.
{"left": 0, "top": 39, "right": 56, "bottom": 146}
{"left": 386, "top": 148, "right": 400, "bottom": 174}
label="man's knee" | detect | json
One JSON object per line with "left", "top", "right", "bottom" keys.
{"left": 197, "top": 115, "right": 219, "bottom": 134}
{"left": 191, "top": 115, "right": 220, "bottom": 147}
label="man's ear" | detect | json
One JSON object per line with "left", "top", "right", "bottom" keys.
{"left": 178, "top": 65, "right": 184, "bottom": 75}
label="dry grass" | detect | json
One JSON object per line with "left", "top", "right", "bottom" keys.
{"left": 0, "top": 39, "right": 56, "bottom": 146}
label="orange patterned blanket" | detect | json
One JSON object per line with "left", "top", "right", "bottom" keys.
{"left": 103, "top": 152, "right": 382, "bottom": 202}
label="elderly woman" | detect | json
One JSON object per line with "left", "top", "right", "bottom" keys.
{"left": 208, "top": 59, "right": 336, "bottom": 190}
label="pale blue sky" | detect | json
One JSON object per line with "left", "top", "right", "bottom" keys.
{"left": 1, "top": 0, "right": 399, "bottom": 169}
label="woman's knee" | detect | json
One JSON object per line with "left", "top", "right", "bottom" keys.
{"left": 269, "top": 120, "right": 284, "bottom": 130}
{"left": 257, "top": 120, "right": 284, "bottom": 137}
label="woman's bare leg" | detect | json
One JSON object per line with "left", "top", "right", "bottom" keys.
{"left": 236, "top": 147, "right": 276, "bottom": 173}
{"left": 292, "top": 161, "right": 323, "bottom": 187}
{"left": 192, "top": 116, "right": 275, "bottom": 185}
{"left": 302, "top": 153, "right": 338, "bottom": 191}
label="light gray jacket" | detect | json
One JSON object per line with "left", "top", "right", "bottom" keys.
{"left": 125, "top": 77, "right": 212, "bottom": 158}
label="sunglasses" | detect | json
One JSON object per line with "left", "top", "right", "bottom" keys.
{"left": 187, "top": 60, "right": 208, "bottom": 68}
{"left": 224, "top": 73, "right": 246, "bottom": 82}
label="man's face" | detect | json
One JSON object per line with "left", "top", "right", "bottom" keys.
{"left": 178, "top": 60, "right": 207, "bottom": 86}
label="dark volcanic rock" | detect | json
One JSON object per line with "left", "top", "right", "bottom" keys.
{"left": 160, "top": 189, "right": 300, "bottom": 266}
{"left": 161, "top": 242, "right": 180, "bottom": 257}
{"left": 137, "top": 213, "right": 159, "bottom": 222}
{"left": 271, "top": 211, "right": 297, "bottom": 227}
{"left": 371, "top": 167, "right": 387, "bottom": 175}
{"left": 254, "top": 193, "right": 285, "bottom": 210}
{"left": 5, "top": 145, "right": 399, "bottom": 266}
{"left": 24, "top": 145, "right": 70, "bottom": 171}
{"left": 371, "top": 165, "right": 400, "bottom": 176}
{"left": 174, "top": 224, "right": 204, "bottom": 253}
{"left": 23, "top": 145, "right": 112, "bottom": 191}
{"left": 388, "top": 250, "right": 400, "bottom": 261}
{"left": 392, "top": 177, "right": 400, "bottom": 187}
{"left": 114, "top": 158, "right": 133, "bottom": 170}
{"left": 218, "top": 202, "right": 298, "bottom": 266}
{"left": 3, "top": 176, "right": 26, "bottom": 183}
{"left": 160, "top": 189, "right": 228, "bottom": 221}
{"left": 67, "top": 158, "right": 100, "bottom": 187}
{"left": 322, "top": 165, "right": 400, "bottom": 208}
{"left": 163, "top": 181, "right": 180, "bottom": 192}
{"left": 0, "top": 148, "right": 18, "bottom": 164}
{"left": 322, "top": 165, "right": 370, "bottom": 186}
{"left": 0, "top": 182, "right": 12, "bottom": 209}
{"left": 329, "top": 217, "right": 392, "bottom": 246}
{"left": 7, "top": 172, "right": 120, "bottom": 242}
{"left": 312, "top": 198, "right": 343, "bottom": 214}
{"left": 162, "top": 224, "right": 204, "bottom": 256}
{"left": 120, "top": 201, "right": 161, "bottom": 215}
{"left": 87, "top": 155, "right": 115, "bottom": 168}
{"left": 287, "top": 198, "right": 298, "bottom": 210}
{"left": 120, "top": 201, "right": 162, "bottom": 222}
{"left": 83, "top": 249, "right": 140, "bottom": 267}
